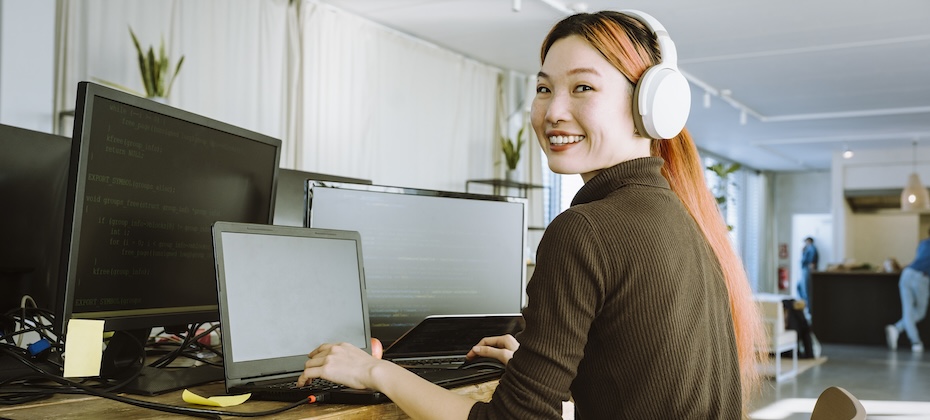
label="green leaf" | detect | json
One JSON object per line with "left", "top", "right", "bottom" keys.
{"left": 500, "top": 123, "right": 527, "bottom": 170}
{"left": 128, "top": 26, "right": 182, "bottom": 98}
{"left": 707, "top": 162, "right": 741, "bottom": 177}
{"left": 129, "top": 27, "right": 153, "bottom": 97}
{"left": 165, "top": 55, "right": 185, "bottom": 98}
{"left": 146, "top": 47, "right": 157, "bottom": 97}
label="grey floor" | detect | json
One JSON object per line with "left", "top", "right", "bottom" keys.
{"left": 748, "top": 343, "right": 930, "bottom": 419}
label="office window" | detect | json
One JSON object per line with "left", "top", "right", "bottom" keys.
{"left": 703, "top": 155, "right": 766, "bottom": 292}
{"left": 539, "top": 152, "right": 583, "bottom": 225}
{"left": 741, "top": 170, "right": 766, "bottom": 292}
{"left": 543, "top": 152, "right": 765, "bottom": 293}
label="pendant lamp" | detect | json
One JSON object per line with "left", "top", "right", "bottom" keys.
{"left": 901, "top": 140, "right": 930, "bottom": 212}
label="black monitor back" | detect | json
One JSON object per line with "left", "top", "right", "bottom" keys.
{"left": 273, "top": 168, "right": 371, "bottom": 227}
{"left": 0, "top": 124, "right": 71, "bottom": 314}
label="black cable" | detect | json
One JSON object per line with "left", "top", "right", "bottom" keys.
{"left": 40, "top": 374, "right": 222, "bottom": 419}
{"left": 149, "top": 323, "right": 205, "bottom": 368}
{"left": 1, "top": 306, "right": 62, "bottom": 352}
{"left": 3, "top": 367, "right": 315, "bottom": 418}
{"left": 1, "top": 340, "right": 313, "bottom": 418}
{"left": 147, "top": 323, "right": 223, "bottom": 369}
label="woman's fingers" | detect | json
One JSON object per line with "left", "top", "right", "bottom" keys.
{"left": 467, "top": 334, "right": 519, "bottom": 364}
{"left": 473, "top": 334, "right": 519, "bottom": 351}
{"left": 297, "top": 342, "right": 381, "bottom": 389}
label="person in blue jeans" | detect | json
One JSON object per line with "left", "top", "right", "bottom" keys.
{"left": 797, "top": 237, "right": 818, "bottom": 309}
{"left": 886, "top": 231, "right": 930, "bottom": 352}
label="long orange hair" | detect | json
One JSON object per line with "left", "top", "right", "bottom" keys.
{"left": 541, "top": 11, "right": 765, "bottom": 410}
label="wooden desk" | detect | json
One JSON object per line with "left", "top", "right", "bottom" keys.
{"left": 0, "top": 380, "right": 499, "bottom": 419}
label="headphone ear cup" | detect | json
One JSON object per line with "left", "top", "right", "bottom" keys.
{"left": 632, "top": 64, "right": 691, "bottom": 139}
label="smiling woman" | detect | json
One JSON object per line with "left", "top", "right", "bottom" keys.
{"left": 294, "top": 10, "right": 763, "bottom": 420}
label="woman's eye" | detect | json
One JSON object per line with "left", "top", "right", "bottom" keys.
{"left": 574, "top": 85, "right": 593, "bottom": 93}
{"left": 536, "top": 86, "right": 551, "bottom": 94}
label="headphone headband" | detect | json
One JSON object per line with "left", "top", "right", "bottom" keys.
{"left": 617, "top": 9, "right": 678, "bottom": 66}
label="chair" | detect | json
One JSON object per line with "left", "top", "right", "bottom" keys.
{"left": 755, "top": 294, "right": 798, "bottom": 381}
{"left": 811, "top": 386, "right": 867, "bottom": 420}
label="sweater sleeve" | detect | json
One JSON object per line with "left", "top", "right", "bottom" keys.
{"left": 469, "top": 210, "right": 604, "bottom": 420}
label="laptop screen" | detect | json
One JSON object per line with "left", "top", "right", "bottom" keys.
{"left": 212, "top": 222, "right": 371, "bottom": 383}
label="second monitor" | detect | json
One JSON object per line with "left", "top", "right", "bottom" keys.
{"left": 306, "top": 181, "right": 527, "bottom": 345}
{"left": 272, "top": 168, "right": 370, "bottom": 227}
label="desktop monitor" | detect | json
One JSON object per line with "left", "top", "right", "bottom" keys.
{"left": 56, "top": 81, "right": 281, "bottom": 394}
{"left": 0, "top": 124, "right": 71, "bottom": 315}
{"left": 272, "top": 168, "right": 370, "bottom": 227}
{"left": 306, "top": 181, "right": 527, "bottom": 345}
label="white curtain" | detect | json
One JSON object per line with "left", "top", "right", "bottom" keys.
{"left": 289, "top": 2, "right": 501, "bottom": 191}
{"left": 54, "top": 0, "right": 286, "bottom": 140}
{"left": 56, "top": 0, "right": 514, "bottom": 194}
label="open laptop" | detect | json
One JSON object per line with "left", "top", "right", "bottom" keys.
{"left": 371, "top": 314, "right": 524, "bottom": 391}
{"left": 212, "top": 222, "right": 387, "bottom": 403}
{"left": 383, "top": 314, "right": 524, "bottom": 369}
{"left": 212, "top": 222, "right": 515, "bottom": 404}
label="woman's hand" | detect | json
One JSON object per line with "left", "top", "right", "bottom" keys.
{"left": 466, "top": 334, "right": 519, "bottom": 365}
{"left": 297, "top": 341, "right": 385, "bottom": 390}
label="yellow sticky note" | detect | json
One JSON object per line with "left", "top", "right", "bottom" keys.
{"left": 182, "top": 389, "right": 251, "bottom": 407}
{"left": 63, "top": 319, "right": 105, "bottom": 378}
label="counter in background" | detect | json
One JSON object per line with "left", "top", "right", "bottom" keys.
{"left": 811, "top": 271, "right": 930, "bottom": 346}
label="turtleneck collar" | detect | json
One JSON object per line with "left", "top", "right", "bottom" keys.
{"left": 571, "top": 157, "right": 670, "bottom": 207}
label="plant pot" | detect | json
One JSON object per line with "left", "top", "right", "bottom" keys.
{"left": 505, "top": 169, "right": 517, "bottom": 184}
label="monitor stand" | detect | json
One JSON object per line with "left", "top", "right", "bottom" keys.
{"left": 101, "top": 328, "right": 223, "bottom": 396}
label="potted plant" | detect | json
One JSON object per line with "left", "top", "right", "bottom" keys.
{"left": 707, "top": 162, "right": 741, "bottom": 230}
{"left": 707, "top": 162, "right": 741, "bottom": 206}
{"left": 97, "top": 27, "right": 184, "bottom": 100}
{"left": 130, "top": 27, "right": 184, "bottom": 99}
{"left": 501, "top": 124, "right": 526, "bottom": 183}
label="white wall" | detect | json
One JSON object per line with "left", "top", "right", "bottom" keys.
{"left": 832, "top": 146, "right": 930, "bottom": 263}
{"left": 849, "top": 213, "right": 919, "bottom": 267}
{"left": 769, "top": 170, "right": 831, "bottom": 292}
{"left": 0, "top": 0, "right": 55, "bottom": 132}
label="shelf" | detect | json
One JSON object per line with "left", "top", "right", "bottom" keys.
{"left": 465, "top": 178, "right": 545, "bottom": 198}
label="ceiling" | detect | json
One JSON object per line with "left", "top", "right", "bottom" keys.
{"left": 319, "top": 0, "right": 930, "bottom": 172}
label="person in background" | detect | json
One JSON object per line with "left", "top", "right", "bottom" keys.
{"left": 798, "top": 237, "right": 818, "bottom": 310}
{"left": 886, "top": 229, "right": 930, "bottom": 352}
{"left": 296, "top": 10, "right": 764, "bottom": 418}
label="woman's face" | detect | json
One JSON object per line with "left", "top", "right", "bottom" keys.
{"left": 531, "top": 35, "right": 651, "bottom": 182}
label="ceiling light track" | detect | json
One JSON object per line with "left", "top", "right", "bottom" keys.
{"left": 685, "top": 70, "right": 930, "bottom": 125}
{"left": 680, "top": 34, "right": 930, "bottom": 65}
{"left": 763, "top": 106, "right": 930, "bottom": 123}
{"left": 535, "top": 0, "right": 587, "bottom": 14}
{"left": 752, "top": 131, "right": 930, "bottom": 146}
{"left": 684, "top": 70, "right": 764, "bottom": 123}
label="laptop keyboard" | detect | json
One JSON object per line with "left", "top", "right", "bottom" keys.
{"left": 265, "top": 377, "right": 346, "bottom": 392}
{"left": 397, "top": 356, "right": 467, "bottom": 368}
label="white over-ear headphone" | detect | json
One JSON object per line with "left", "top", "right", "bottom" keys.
{"left": 620, "top": 10, "right": 691, "bottom": 140}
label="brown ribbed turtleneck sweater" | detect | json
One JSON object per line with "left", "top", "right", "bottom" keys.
{"left": 469, "top": 157, "right": 741, "bottom": 419}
